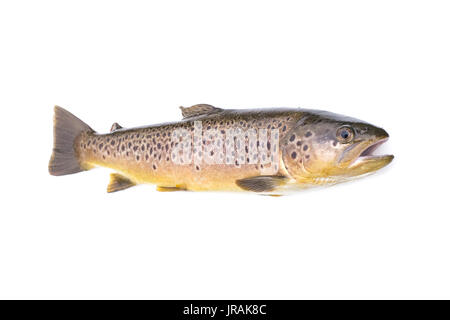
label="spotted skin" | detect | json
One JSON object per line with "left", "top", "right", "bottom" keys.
{"left": 51, "top": 105, "right": 393, "bottom": 193}
{"left": 280, "top": 109, "right": 393, "bottom": 186}
{"left": 76, "top": 108, "right": 300, "bottom": 191}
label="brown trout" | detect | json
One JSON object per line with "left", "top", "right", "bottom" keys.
{"left": 49, "top": 104, "right": 393, "bottom": 194}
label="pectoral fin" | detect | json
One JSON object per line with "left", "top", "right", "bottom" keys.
{"left": 107, "top": 173, "right": 136, "bottom": 193}
{"left": 236, "top": 175, "right": 288, "bottom": 193}
{"left": 179, "top": 104, "right": 222, "bottom": 119}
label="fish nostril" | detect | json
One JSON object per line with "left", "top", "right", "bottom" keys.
{"left": 375, "top": 127, "right": 389, "bottom": 139}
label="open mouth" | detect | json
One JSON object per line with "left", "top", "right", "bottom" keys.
{"left": 360, "top": 138, "right": 389, "bottom": 158}
{"left": 351, "top": 137, "right": 394, "bottom": 167}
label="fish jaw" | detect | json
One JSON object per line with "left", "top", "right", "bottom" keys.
{"left": 342, "top": 137, "right": 394, "bottom": 177}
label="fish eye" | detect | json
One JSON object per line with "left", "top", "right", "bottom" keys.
{"left": 336, "top": 126, "right": 355, "bottom": 143}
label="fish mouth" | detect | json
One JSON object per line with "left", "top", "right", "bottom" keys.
{"left": 353, "top": 137, "right": 393, "bottom": 163}
{"left": 347, "top": 137, "right": 394, "bottom": 175}
{"left": 338, "top": 134, "right": 394, "bottom": 177}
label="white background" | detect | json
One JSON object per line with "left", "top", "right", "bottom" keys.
{"left": 0, "top": 0, "right": 449, "bottom": 299}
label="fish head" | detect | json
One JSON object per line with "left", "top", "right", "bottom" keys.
{"left": 281, "top": 110, "right": 394, "bottom": 184}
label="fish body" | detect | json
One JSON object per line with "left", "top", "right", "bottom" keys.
{"left": 49, "top": 104, "right": 393, "bottom": 194}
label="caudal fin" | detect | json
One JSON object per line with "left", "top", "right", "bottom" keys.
{"left": 49, "top": 106, "right": 94, "bottom": 176}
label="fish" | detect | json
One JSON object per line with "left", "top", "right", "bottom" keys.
{"left": 49, "top": 104, "right": 394, "bottom": 194}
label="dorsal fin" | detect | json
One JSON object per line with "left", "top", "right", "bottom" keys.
{"left": 179, "top": 104, "right": 222, "bottom": 119}
{"left": 110, "top": 122, "right": 123, "bottom": 132}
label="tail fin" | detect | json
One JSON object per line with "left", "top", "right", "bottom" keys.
{"left": 49, "top": 106, "right": 94, "bottom": 176}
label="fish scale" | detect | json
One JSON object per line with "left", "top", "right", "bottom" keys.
{"left": 75, "top": 108, "right": 298, "bottom": 191}
{"left": 49, "top": 104, "right": 393, "bottom": 194}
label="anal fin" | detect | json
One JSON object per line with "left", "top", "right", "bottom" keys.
{"left": 236, "top": 175, "right": 288, "bottom": 193}
{"left": 107, "top": 173, "right": 136, "bottom": 193}
{"left": 156, "top": 185, "right": 187, "bottom": 192}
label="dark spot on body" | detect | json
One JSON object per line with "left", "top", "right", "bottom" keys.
{"left": 111, "top": 140, "right": 115, "bottom": 146}
{"left": 333, "top": 141, "right": 338, "bottom": 146}
{"left": 282, "top": 125, "right": 287, "bottom": 132}
{"left": 289, "top": 135, "right": 295, "bottom": 142}
{"left": 297, "top": 141, "right": 302, "bottom": 146}
{"left": 99, "top": 143, "right": 103, "bottom": 150}
{"left": 153, "top": 164, "right": 156, "bottom": 170}
{"left": 267, "top": 141, "right": 271, "bottom": 150}
{"left": 303, "top": 145, "right": 308, "bottom": 151}
{"left": 305, "top": 131, "right": 312, "bottom": 137}
{"left": 291, "top": 152, "right": 297, "bottom": 159}
{"left": 136, "top": 155, "right": 140, "bottom": 161}
{"left": 157, "top": 143, "right": 161, "bottom": 149}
